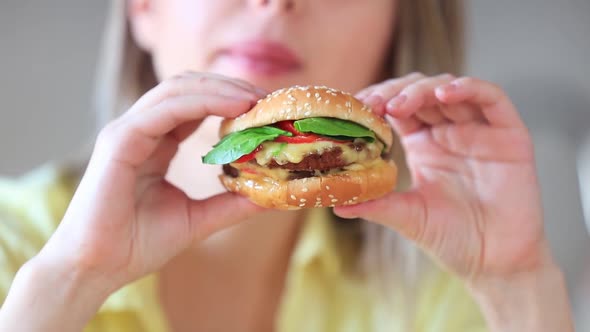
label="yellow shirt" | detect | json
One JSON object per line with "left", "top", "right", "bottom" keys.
{"left": 0, "top": 165, "right": 486, "bottom": 331}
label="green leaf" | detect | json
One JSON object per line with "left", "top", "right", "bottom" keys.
{"left": 202, "top": 126, "right": 292, "bottom": 164}
{"left": 294, "top": 117, "right": 376, "bottom": 142}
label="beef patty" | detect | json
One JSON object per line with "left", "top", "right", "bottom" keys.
{"left": 267, "top": 147, "right": 347, "bottom": 171}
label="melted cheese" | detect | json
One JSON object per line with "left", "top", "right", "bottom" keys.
{"left": 254, "top": 140, "right": 384, "bottom": 166}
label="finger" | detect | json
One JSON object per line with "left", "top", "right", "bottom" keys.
{"left": 130, "top": 73, "right": 265, "bottom": 113}
{"left": 435, "top": 77, "right": 525, "bottom": 128}
{"left": 414, "top": 106, "right": 449, "bottom": 126}
{"left": 430, "top": 122, "right": 535, "bottom": 161}
{"left": 439, "top": 102, "right": 486, "bottom": 124}
{"left": 171, "top": 120, "right": 202, "bottom": 142}
{"left": 176, "top": 71, "right": 268, "bottom": 96}
{"left": 355, "top": 73, "right": 425, "bottom": 114}
{"left": 386, "top": 73, "right": 456, "bottom": 116}
{"left": 333, "top": 191, "right": 427, "bottom": 243}
{"left": 137, "top": 135, "right": 179, "bottom": 178}
{"left": 356, "top": 73, "right": 425, "bottom": 113}
{"left": 96, "top": 95, "right": 254, "bottom": 169}
{"left": 388, "top": 115, "right": 425, "bottom": 136}
{"left": 189, "top": 193, "right": 266, "bottom": 241}
{"left": 362, "top": 94, "right": 385, "bottom": 116}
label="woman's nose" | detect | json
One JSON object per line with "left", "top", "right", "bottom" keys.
{"left": 250, "top": 0, "right": 297, "bottom": 14}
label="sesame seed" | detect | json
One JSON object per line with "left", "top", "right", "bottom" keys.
{"left": 315, "top": 93, "right": 320, "bottom": 98}
{"left": 306, "top": 92, "right": 311, "bottom": 98}
{"left": 352, "top": 196, "right": 359, "bottom": 200}
{"left": 290, "top": 195, "right": 296, "bottom": 200}
{"left": 328, "top": 194, "right": 334, "bottom": 198}
{"left": 325, "top": 99, "right": 330, "bottom": 104}
{"left": 300, "top": 198, "right": 307, "bottom": 203}
{"left": 304, "top": 111, "right": 311, "bottom": 116}
{"left": 299, "top": 203, "right": 306, "bottom": 207}
{"left": 325, "top": 185, "right": 330, "bottom": 190}
{"left": 302, "top": 188, "right": 308, "bottom": 192}
{"left": 331, "top": 199, "right": 338, "bottom": 203}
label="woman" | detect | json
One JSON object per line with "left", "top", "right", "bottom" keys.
{"left": 0, "top": 0, "right": 574, "bottom": 331}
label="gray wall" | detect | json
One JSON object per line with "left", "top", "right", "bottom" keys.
{"left": 0, "top": 1, "right": 106, "bottom": 174}
{"left": 1, "top": 0, "right": 589, "bottom": 329}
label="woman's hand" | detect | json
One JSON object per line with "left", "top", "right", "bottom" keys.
{"left": 54, "top": 72, "right": 268, "bottom": 286}
{"left": 335, "top": 73, "right": 573, "bottom": 331}
{"left": 0, "top": 72, "right": 267, "bottom": 332}
{"left": 339, "top": 73, "right": 544, "bottom": 278}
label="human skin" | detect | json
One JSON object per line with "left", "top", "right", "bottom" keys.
{"left": 0, "top": 0, "right": 573, "bottom": 331}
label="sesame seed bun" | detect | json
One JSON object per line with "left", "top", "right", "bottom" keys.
{"left": 220, "top": 85, "right": 394, "bottom": 149}
{"left": 220, "top": 159, "right": 397, "bottom": 210}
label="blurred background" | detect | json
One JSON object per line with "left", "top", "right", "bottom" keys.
{"left": 1, "top": 0, "right": 589, "bottom": 329}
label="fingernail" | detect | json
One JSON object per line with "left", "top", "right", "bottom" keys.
{"left": 333, "top": 208, "right": 359, "bottom": 219}
{"left": 387, "top": 94, "right": 407, "bottom": 111}
{"left": 355, "top": 90, "right": 370, "bottom": 100}
{"left": 438, "top": 82, "right": 458, "bottom": 93}
{"left": 255, "top": 87, "right": 268, "bottom": 96}
{"left": 364, "top": 94, "right": 383, "bottom": 106}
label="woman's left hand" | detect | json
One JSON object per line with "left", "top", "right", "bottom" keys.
{"left": 336, "top": 73, "right": 547, "bottom": 280}
{"left": 335, "top": 74, "right": 574, "bottom": 331}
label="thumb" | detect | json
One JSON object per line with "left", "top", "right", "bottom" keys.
{"left": 333, "top": 191, "right": 427, "bottom": 242}
{"left": 189, "top": 192, "right": 266, "bottom": 241}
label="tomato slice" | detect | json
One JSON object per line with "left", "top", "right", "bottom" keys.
{"left": 274, "top": 135, "right": 319, "bottom": 144}
{"left": 235, "top": 145, "right": 263, "bottom": 163}
{"left": 274, "top": 120, "right": 344, "bottom": 143}
{"left": 275, "top": 121, "right": 301, "bottom": 135}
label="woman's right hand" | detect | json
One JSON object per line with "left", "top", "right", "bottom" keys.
{"left": 37, "top": 72, "right": 266, "bottom": 297}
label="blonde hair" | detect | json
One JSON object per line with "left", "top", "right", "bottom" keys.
{"left": 95, "top": 0, "right": 465, "bottom": 329}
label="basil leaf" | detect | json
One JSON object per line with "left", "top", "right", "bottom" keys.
{"left": 294, "top": 117, "right": 376, "bottom": 142}
{"left": 202, "top": 126, "right": 292, "bottom": 164}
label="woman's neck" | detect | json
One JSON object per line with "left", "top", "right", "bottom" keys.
{"left": 158, "top": 210, "right": 303, "bottom": 332}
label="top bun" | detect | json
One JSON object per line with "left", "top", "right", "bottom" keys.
{"left": 219, "top": 86, "right": 394, "bottom": 149}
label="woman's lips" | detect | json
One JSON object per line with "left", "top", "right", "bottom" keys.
{"left": 217, "top": 40, "right": 302, "bottom": 77}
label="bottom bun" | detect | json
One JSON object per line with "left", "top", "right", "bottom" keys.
{"left": 219, "top": 159, "right": 397, "bottom": 210}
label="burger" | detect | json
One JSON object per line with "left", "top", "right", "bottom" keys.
{"left": 202, "top": 85, "right": 397, "bottom": 210}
